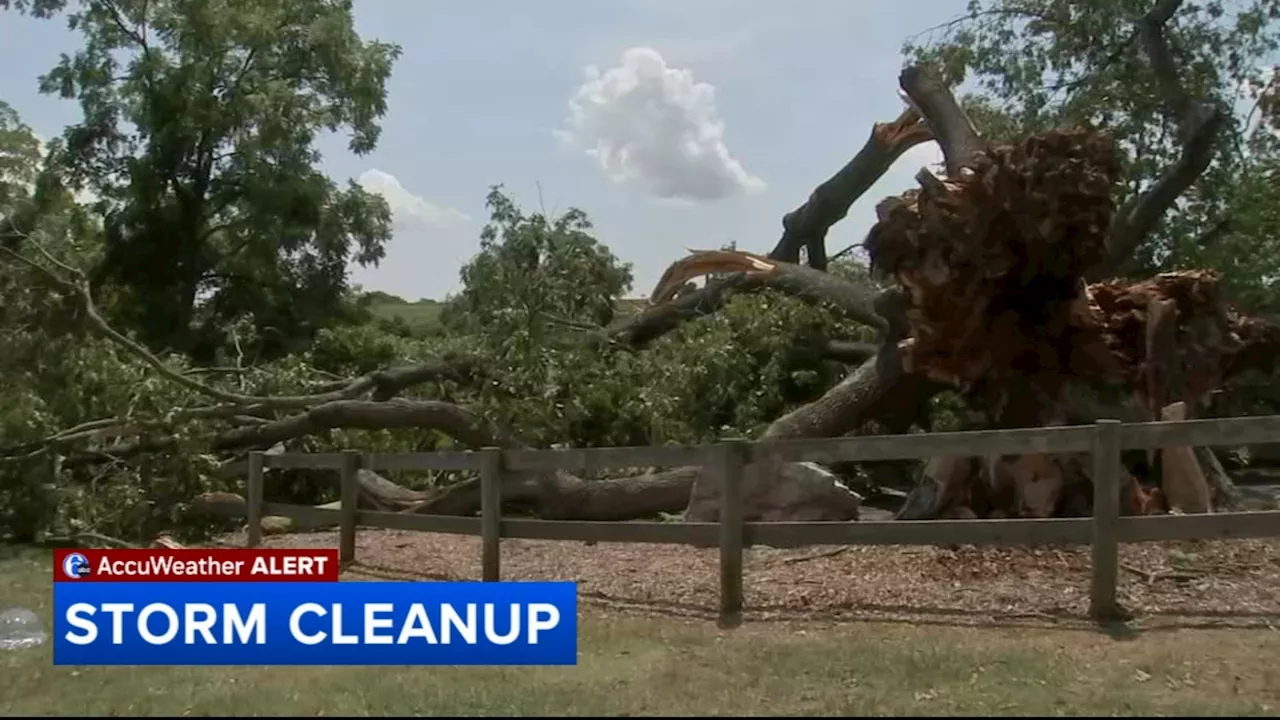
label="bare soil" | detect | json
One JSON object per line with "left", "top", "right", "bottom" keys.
{"left": 236, "top": 529, "right": 1280, "bottom": 630}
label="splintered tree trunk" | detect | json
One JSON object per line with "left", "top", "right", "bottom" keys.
{"left": 1158, "top": 402, "right": 1212, "bottom": 513}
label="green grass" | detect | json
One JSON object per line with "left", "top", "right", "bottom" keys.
{"left": 3, "top": 545, "right": 1278, "bottom": 716}
{"left": 368, "top": 299, "right": 444, "bottom": 335}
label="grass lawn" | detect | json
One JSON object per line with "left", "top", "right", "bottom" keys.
{"left": 368, "top": 299, "right": 444, "bottom": 335}
{"left": 2, "top": 546, "right": 1278, "bottom": 716}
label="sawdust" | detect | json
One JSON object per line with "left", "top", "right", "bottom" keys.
{"left": 227, "top": 528, "right": 1280, "bottom": 629}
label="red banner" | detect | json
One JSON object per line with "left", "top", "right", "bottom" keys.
{"left": 53, "top": 548, "right": 339, "bottom": 582}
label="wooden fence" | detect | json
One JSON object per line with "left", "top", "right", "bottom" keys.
{"left": 227, "top": 416, "right": 1280, "bottom": 627}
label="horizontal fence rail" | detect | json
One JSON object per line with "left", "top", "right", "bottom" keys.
{"left": 224, "top": 416, "right": 1280, "bottom": 627}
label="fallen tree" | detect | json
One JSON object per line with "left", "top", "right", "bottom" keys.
{"left": 5, "top": 0, "right": 1279, "bottom": 533}
{"left": 199, "top": 102, "right": 1276, "bottom": 525}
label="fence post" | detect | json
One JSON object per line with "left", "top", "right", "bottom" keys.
{"left": 1090, "top": 419, "right": 1123, "bottom": 621}
{"left": 246, "top": 451, "right": 265, "bottom": 548}
{"left": 716, "top": 438, "right": 748, "bottom": 629}
{"left": 339, "top": 450, "right": 362, "bottom": 565}
{"left": 480, "top": 447, "right": 503, "bottom": 582}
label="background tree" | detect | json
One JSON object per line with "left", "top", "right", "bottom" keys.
{"left": 11, "top": 0, "right": 400, "bottom": 359}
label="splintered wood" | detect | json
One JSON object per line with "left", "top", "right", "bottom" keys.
{"left": 1088, "top": 271, "right": 1280, "bottom": 409}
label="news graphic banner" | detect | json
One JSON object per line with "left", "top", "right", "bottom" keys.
{"left": 54, "top": 548, "right": 340, "bottom": 582}
{"left": 52, "top": 548, "right": 578, "bottom": 666}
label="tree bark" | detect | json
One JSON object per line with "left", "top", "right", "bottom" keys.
{"left": 768, "top": 105, "right": 933, "bottom": 269}
{"left": 413, "top": 467, "right": 700, "bottom": 521}
{"left": 763, "top": 353, "right": 939, "bottom": 440}
{"left": 898, "top": 66, "right": 986, "bottom": 175}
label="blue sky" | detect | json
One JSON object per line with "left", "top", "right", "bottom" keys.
{"left": 0, "top": 0, "right": 966, "bottom": 301}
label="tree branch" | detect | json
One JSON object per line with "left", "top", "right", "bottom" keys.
{"left": 769, "top": 106, "right": 933, "bottom": 269}
{"left": 0, "top": 241, "right": 482, "bottom": 410}
{"left": 211, "top": 399, "right": 518, "bottom": 452}
{"left": 647, "top": 250, "right": 887, "bottom": 332}
{"left": 898, "top": 65, "right": 986, "bottom": 175}
{"left": 1138, "top": 0, "right": 1195, "bottom": 137}
{"left": 823, "top": 340, "right": 878, "bottom": 364}
{"left": 608, "top": 106, "right": 930, "bottom": 348}
{"left": 1088, "top": 0, "right": 1226, "bottom": 279}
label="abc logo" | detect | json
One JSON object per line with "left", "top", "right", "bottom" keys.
{"left": 62, "top": 552, "right": 91, "bottom": 579}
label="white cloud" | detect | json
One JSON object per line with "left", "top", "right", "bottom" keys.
{"left": 353, "top": 169, "right": 474, "bottom": 301}
{"left": 359, "top": 169, "right": 469, "bottom": 231}
{"left": 557, "top": 46, "right": 765, "bottom": 202}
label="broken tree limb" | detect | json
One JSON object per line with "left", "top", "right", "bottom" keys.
{"left": 196, "top": 465, "right": 717, "bottom": 526}
{"left": 189, "top": 400, "right": 871, "bottom": 522}
{"left": 0, "top": 352, "right": 486, "bottom": 461}
{"left": 0, "top": 241, "right": 487, "bottom": 415}
{"left": 648, "top": 250, "right": 887, "bottom": 332}
{"left": 607, "top": 104, "right": 934, "bottom": 350}
{"left": 898, "top": 65, "right": 986, "bottom": 175}
{"left": 44, "top": 397, "right": 517, "bottom": 466}
{"left": 211, "top": 399, "right": 519, "bottom": 452}
{"left": 367, "top": 355, "right": 488, "bottom": 401}
{"left": 415, "top": 467, "right": 699, "bottom": 520}
{"left": 768, "top": 105, "right": 933, "bottom": 269}
{"left": 687, "top": 454, "right": 864, "bottom": 523}
{"left": 606, "top": 271, "right": 769, "bottom": 349}
{"left": 1158, "top": 401, "right": 1212, "bottom": 514}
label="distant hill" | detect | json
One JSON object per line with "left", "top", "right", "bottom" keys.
{"left": 367, "top": 297, "right": 444, "bottom": 335}
{"left": 363, "top": 294, "right": 650, "bottom": 336}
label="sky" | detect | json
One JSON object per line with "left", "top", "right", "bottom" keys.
{"left": 0, "top": 0, "right": 967, "bottom": 302}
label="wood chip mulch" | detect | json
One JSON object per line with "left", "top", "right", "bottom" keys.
{"left": 223, "top": 528, "right": 1280, "bottom": 630}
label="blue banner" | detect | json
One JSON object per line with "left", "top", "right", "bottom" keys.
{"left": 53, "top": 581, "right": 577, "bottom": 666}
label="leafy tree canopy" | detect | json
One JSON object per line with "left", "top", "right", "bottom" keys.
{"left": 8, "top": 0, "right": 402, "bottom": 358}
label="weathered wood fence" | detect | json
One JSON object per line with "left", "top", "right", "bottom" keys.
{"left": 229, "top": 416, "right": 1280, "bottom": 627}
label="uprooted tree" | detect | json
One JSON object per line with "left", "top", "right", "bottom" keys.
{"left": 4, "top": 0, "right": 1280, "bottom": 542}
